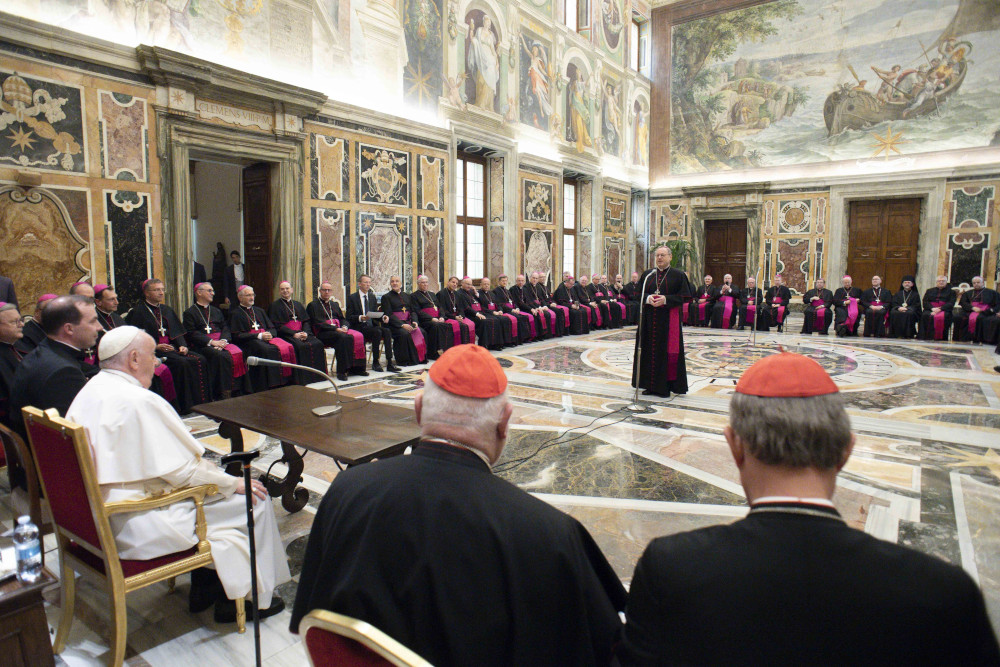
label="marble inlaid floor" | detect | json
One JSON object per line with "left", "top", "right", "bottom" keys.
{"left": 3, "top": 318, "right": 999, "bottom": 664}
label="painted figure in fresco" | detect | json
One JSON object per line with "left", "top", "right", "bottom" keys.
{"left": 632, "top": 100, "right": 649, "bottom": 166}
{"left": 601, "top": 81, "right": 621, "bottom": 156}
{"left": 601, "top": 0, "right": 623, "bottom": 50}
{"left": 465, "top": 14, "right": 500, "bottom": 111}
{"left": 566, "top": 67, "right": 594, "bottom": 153}
{"left": 520, "top": 35, "right": 553, "bottom": 129}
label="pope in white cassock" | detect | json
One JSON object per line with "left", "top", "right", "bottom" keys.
{"left": 67, "top": 326, "right": 290, "bottom": 622}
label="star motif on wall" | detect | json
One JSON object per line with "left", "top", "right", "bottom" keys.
{"left": 171, "top": 91, "right": 186, "bottom": 105}
{"left": 870, "top": 124, "right": 907, "bottom": 160}
{"left": 7, "top": 126, "right": 36, "bottom": 152}
{"left": 939, "top": 446, "right": 1000, "bottom": 482}
{"left": 405, "top": 62, "right": 433, "bottom": 106}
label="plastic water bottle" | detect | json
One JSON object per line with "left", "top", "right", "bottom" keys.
{"left": 13, "top": 515, "right": 42, "bottom": 583}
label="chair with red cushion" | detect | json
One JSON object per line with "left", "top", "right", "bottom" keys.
{"left": 0, "top": 422, "right": 53, "bottom": 560}
{"left": 21, "top": 406, "right": 244, "bottom": 665}
{"left": 299, "top": 609, "right": 432, "bottom": 667}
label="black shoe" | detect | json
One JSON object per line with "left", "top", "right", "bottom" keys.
{"left": 354, "top": 369, "right": 370, "bottom": 376}
{"left": 994, "top": 366, "right": 1000, "bottom": 373}
{"left": 189, "top": 568, "right": 223, "bottom": 614}
{"left": 642, "top": 389, "right": 670, "bottom": 398}
{"left": 214, "top": 596, "right": 285, "bottom": 624}
{"left": 387, "top": 364, "right": 402, "bottom": 372}
{"left": 337, "top": 373, "right": 349, "bottom": 381}
{"left": 371, "top": 364, "right": 384, "bottom": 372}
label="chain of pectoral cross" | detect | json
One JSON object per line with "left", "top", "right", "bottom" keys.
{"left": 145, "top": 303, "right": 168, "bottom": 337}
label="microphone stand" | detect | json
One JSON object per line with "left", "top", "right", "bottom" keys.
{"left": 626, "top": 270, "right": 655, "bottom": 412}
{"left": 246, "top": 356, "right": 343, "bottom": 416}
{"left": 740, "top": 266, "right": 762, "bottom": 349}
{"left": 219, "top": 448, "right": 263, "bottom": 667}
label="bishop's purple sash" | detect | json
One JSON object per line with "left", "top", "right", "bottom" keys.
{"left": 772, "top": 297, "right": 786, "bottom": 324}
{"left": 423, "top": 306, "right": 463, "bottom": 348}
{"left": 84, "top": 350, "right": 96, "bottom": 365}
{"left": 667, "top": 305, "right": 682, "bottom": 381}
{"left": 580, "top": 304, "right": 592, "bottom": 325}
{"left": 614, "top": 300, "right": 626, "bottom": 320}
{"left": 844, "top": 297, "right": 859, "bottom": 331}
{"left": 589, "top": 303, "right": 603, "bottom": 327}
{"left": 930, "top": 301, "right": 947, "bottom": 340}
{"left": 252, "top": 328, "right": 293, "bottom": 376}
{"left": 394, "top": 312, "right": 426, "bottom": 362}
{"left": 153, "top": 364, "right": 177, "bottom": 402}
{"left": 500, "top": 312, "right": 518, "bottom": 337}
{"left": 813, "top": 298, "right": 827, "bottom": 325}
{"left": 550, "top": 304, "right": 570, "bottom": 327}
{"left": 208, "top": 332, "right": 247, "bottom": 377}
{"left": 285, "top": 319, "right": 303, "bottom": 332}
{"left": 969, "top": 301, "right": 987, "bottom": 336}
{"left": 697, "top": 297, "right": 709, "bottom": 322}
{"left": 719, "top": 296, "right": 735, "bottom": 329}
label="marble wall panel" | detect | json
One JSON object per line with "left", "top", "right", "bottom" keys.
{"left": 777, "top": 199, "right": 811, "bottom": 235}
{"left": 776, "top": 238, "right": 809, "bottom": 294}
{"left": 579, "top": 233, "right": 592, "bottom": 277}
{"left": 604, "top": 237, "right": 625, "bottom": 282}
{"left": 523, "top": 229, "right": 553, "bottom": 289}
{"left": 489, "top": 225, "right": 504, "bottom": 278}
{"left": 358, "top": 213, "right": 412, "bottom": 291}
{"left": 312, "top": 207, "right": 348, "bottom": 304}
{"left": 489, "top": 157, "right": 504, "bottom": 222}
{"left": 98, "top": 91, "right": 148, "bottom": 182}
{"left": 419, "top": 216, "right": 443, "bottom": 290}
{"left": 942, "top": 183, "right": 997, "bottom": 288}
{"left": 312, "top": 135, "right": 350, "bottom": 201}
{"left": 417, "top": 156, "right": 444, "bottom": 211}
{"left": 579, "top": 181, "right": 593, "bottom": 232}
{"left": 0, "top": 71, "right": 85, "bottom": 174}
{"left": 759, "top": 192, "right": 830, "bottom": 292}
{"left": 604, "top": 192, "right": 627, "bottom": 235}
{"left": 0, "top": 186, "right": 90, "bottom": 308}
{"left": 522, "top": 178, "right": 555, "bottom": 224}
{"left": 358, "top": 143, "right": 409, "bottom": 207}
{"left": 104, "top": 189, "right": 151, "bottom": 312}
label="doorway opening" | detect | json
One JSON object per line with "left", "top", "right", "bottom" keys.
{"left": 704, "top": 219, "right": 747, "bottom": 287}
{"left": 190, "top": 159, "right": 276, "bottom": 311}
{"left": 846, "top": 198, "right": 920, "bottom": 291}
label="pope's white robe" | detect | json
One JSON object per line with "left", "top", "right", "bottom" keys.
{"left": 67, "top": 370, "right": 290, "bottom": 607}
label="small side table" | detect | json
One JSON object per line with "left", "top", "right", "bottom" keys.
{"left": 0, "top": 571, "right": 56, "bottom": 667}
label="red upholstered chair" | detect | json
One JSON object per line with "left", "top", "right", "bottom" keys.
{"left": 0, "top": 422, "right": 53, "bottom": 560}
{"left": 299, "top": 609, "right": 433, "bottom": 667}
{"left": 21, "top": 406, "right": 244, "bottom": 666}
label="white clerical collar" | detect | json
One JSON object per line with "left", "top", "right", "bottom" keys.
{"left": 102, "top": 368, "right": 142, "bottom": 386}
{"left": 752, "top": 495, "right": 835, "bottom": 508}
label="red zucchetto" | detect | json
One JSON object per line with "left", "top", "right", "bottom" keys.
{"left": 428, "top": 343, "right": 507, "bottom": 398}
{"left": 735, "top": 351, "right": 838, "bottom": 397}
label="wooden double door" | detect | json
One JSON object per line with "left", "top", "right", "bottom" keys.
{"left": 846, "top": 198, "right": 920, "bottom": 291}
{"left": 241, "top": 162, "right": 274, "bottom": 303}
{"left": 704, "top": 219, "right": 747, "bottom": 288}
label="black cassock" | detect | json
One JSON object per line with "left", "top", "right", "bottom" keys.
{"left": 953, "top": 288, "right": 999, "bottom": 343}
{"left": 919, "top": 286, "right": 956, "bottom": 341}
{"left": 710, "top": 285, "right": 740, "bottom": 329}
{"left": 610, "top": 283, "right": 639, "bottom": 324}
{"left": 586, "top": 284, "right": 619, "bottom": 328}
{"left": 688, "top": 285, "right": 717, "bottom": 326}
{"left": 409, "top": 291, "right": 453, "bottom": 356}
{"left": 269, "top": 299, "right": 328, "bottom": 383}
{"left": 633, "top": 267, "right": 692, "bottom": 396}
{"left": 535, "top": 282, "right": 568, "bottom": 336}
{"left": 861, "top": 287, "right": 893, "bottom": 338}
{"left": 765, "top": 285, "right": 792, "bottom": 329}
{"left": 307, "top": 298, "right": 366, "bottom": 375}
{"left": 833, "top": 287, "right": 864, "bottom": 337}
{"left": 183, "top": 303, "right": 250, "bottom": 398}
{"left": 290, "top": 441, "right": 627, "bottom": 666}
{"left": 493, "top": 286, "right": 533, "bottom": 342}
{"left": 554, "top": 284, "right": 590, "bottom": 335}
{"left": 888, "top": 288, "right": 921, "bottom": 339}
{"left": 526, "top": 282, "right": 564, "bottom": 337}
{"left": 0, "top": 342, "right": 22, "bottom": 429}
{"left": 458, "top": 288, "right": 503, "bottom": 349}
{"left": 435, "top": 288, "right": 475, "bottom": 345}
{"left": 97, "top": 309, "right": 178, "bottom": 406}
{"left": 801, "top": 289, "right": 834, "bottom": 334}
{"left": 738, "top": 288, "right": 768, "bottom": 331}
{"left": 14, "top": 318, "right": 44, "bottom": 355}
{"left": 125, "top": 301, "right": 210, "bottom": 413}
{"left": 381, "top": 291, "right": 426, "bottom": 364}
{"left": 574, "top": 284, "right": 604, "bottom": 330}
{"left": 478, "top": 289, "right": 514, "bottom": 346}
{"left": 229, "top": 305, "right": 285, "bottom": 392}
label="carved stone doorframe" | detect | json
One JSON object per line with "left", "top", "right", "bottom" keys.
{"left": 689, "top": 204, "right": 763, "bottom": 285}
{"left": 158, "top": 114, "right": 305, "bottom": 312}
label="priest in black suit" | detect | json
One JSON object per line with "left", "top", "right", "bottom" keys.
{"left": 888, "top": 276, "right": 921, "bottom": 339}
{"left": 290, "top": 345, "right": 627, "bottom": 666}
{"left": 346, "top": 274, "right": 398, "bottom": 372}
{"left": 919, "top": 276, "right": 956, "bottom": 341}
{"left": 381, "top": 276, "right": 427, "bottom": 365}
{"left": 184, "top": 282, "right": 248, "bottom": 399}
{"left": 308, "top": 282, "right": 367, "bottom": 381}
{"left": 228, "top": 285, "right": 287, "bottom": 392}
{"left": 632, "top": 246, "right": 692, "bottom": 397}
{"left": 9, "top": 296, "right": 100, "bottom": 437}
{"left": 125, "top": 279, "right": 210, "bottom": 413}
{"left": 554, "top": 274, "right": 590, "bottom": 335}
{"left": 833, "top": 275, "right": 864, "bottom": 337}
{"left": 801, "top": 278, "right": 834, "bottom": 335}
{"left": 618, "top": 352, "right": 1000, "bottom": 666}
{"left": 764, "top": 274, "right": 792, "bottom": 333}
{"left": 268, "top": 281, "right": 327, "bottom": 384}
{"left": 436, "top": 276, "right": 475, "bottom": 346}
{"left": 953, "top": 276, "right": 998, "bottom": 343}
{"left": 15, "top": 294, "right": 56, "bottom": 355}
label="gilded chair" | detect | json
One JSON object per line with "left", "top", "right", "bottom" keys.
{"left": 299, "top": 609, "right": 433, "bottom": 667}
{"left": 0, "top": 422, "right": 53, "bottom": 560}
{"left": 21, "top": 407, "right": 245, "bottom": 666}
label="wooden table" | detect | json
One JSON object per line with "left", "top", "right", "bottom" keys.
{"left": 0, "top": 570, "right": 56, "bottom": 666}
{"left": 194, "top": 385, "right": 420, "bottom": 512}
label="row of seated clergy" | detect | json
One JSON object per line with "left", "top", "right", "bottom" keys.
{"left": 687, "top": 275, "right": 793, "bottom": 332}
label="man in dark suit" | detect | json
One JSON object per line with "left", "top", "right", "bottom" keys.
{"left": 8, "top": 295, "right": 101, "bottom": 437}
{"left": 0, "top": 274, "right": 18, "bottom": 307}
{"left": 291, "top": 344, "right": 626, "bottom": 665}
{"left": 618, "top": 352, "right": 1000, "bottom": 666}
{"left": 223, "top": 250, "right": 245, "bottom": 311}
{"left": 345, "top": 274, "right": 398, "bottom": 372}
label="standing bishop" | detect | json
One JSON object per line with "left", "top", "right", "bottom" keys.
{"left": 632, "top": 246, "right": 692, "bottom": 398}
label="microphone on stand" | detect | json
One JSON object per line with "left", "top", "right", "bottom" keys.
{"left": 626, "top": 269, "right": 656, "bottom": 412}
{"left": 246, "top": 356, "right": 343, "bottom": 416}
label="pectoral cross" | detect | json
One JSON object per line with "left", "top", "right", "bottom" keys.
{"left": 158, "top": 325, "right": 167, "bottom": 337}
{"left": 204, "top": 324, "right": 213, "bottom": 334}
{"left": 291, "top": 314, "right": 298, "bottom": 321}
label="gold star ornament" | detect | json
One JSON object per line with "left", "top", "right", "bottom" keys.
{"left": 870, "top": 124, "right": 908, "bottom": 160}
{"left": 7, "top": 126, "right": 36, "bottom": 152}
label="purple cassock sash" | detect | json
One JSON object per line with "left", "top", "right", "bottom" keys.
{"left": 251, "top": 328, "right": 293, "bottom": 376}
{"left": 969, "top": 302, "right": 987, "bottom": 336}
{"left": 550, "top": 304, "right": 569, "bottom": 327}
{"left": 153, "top": 364, "right": 177, "bottom": 402}
{"left": 84, "top": 350, "right": 96, "bottom": 365}
{"left": 285, "top": 319, "right": 303, "bottom": 332}
{"left": 667, "top": 305, "right": 682, "bottom": 381}
{"left": 746, "top": 298, "right": 756, "bottom": 321}
{"left": 813, "top": 299, "right": 826, "bottom": 324}
{"left": 683, "top": 306, "right": 689, "bottom": 324}
{"left": 590, "top": 303, "right": 602, "bottom": 327}
{"left": 470, "top": 302, "right": 483, "bottom": 312}
{"left": 157, "top": 335, "right": 172, "bottom": 346}
{"left": 521, "top": 311, "right": 537, "bottom": 338}
{"left": 394, "top": 311, "right": 426, "bottom": 361}
{"left": 580, "top": 304, "right": 592, "bottom": 325}
{"left": 498, "top": 310, "right": 519, "bottom": 337}
{"left": 930, "top": 301, "right": 947, "bottom": 340}
{"left": 424, "top": 306, "right": 462, "bottom": 347}
{"left": 697, "top": 297, "right": 709, "bottom": 322}
{"left": 318, "top": 319, "right": 365, "bottom": 360}
{"left": 208, "top": 332, "right": 246, "bottom": 377}
{"left": 772, "top": 297, "right": 786, "bottom": 324}
{"left": 843, "top": 298, "right": 859, "bottom": 331}
{"left": 719, "top": 296, "right": 735, "bottom": 328}
{"left": 614, "top": 300, "right": 626, "bottom": 319}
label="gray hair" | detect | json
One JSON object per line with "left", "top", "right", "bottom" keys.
{"left": 420, "top": 375, "right": 508, "bottom": 442}
{"left": 729, "top": 392, "right": 852, "bottom": 469}
{"left": 0, "top": 303, "right": 19, "bottom": 316}
{"left": 101, "top": 331, "right": 153, "bottom": 371}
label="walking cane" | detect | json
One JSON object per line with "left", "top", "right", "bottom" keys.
{"left": 220, "top": 448, "right": 263, "bottom": 667}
